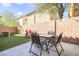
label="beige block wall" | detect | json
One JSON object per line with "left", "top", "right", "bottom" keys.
{"left": 28, "top": 19, "right": 79, "bottom": 37}
{"left": 55, "top": 19, "right": 79, "bottom": 44}
{"left": 56, "top": 20, "right": 79, "bottom": 38}
{"left": 29, "top": 19, "right": 79, "bottom": 44}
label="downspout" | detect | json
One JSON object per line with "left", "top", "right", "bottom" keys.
{"left": 34, "top": 11, "right": 36, "bottom": 24}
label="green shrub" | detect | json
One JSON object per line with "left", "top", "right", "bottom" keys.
{"left": 0, "top": 20, "right": 17, "bottom": 26}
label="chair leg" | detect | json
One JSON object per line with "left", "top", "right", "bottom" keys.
{"left": 52, "top": 40, "right": 60, "bottom": 56}
{"left": 59, "top": 43, "right": 64, "bottom": 51}
{"left": 40, "top": 47, "right": 43, "bottom": 56}
{"left": 29, "top": 43, "right": 39, "bottom": 56}
{"left": 29, "top": 43, "right": 33, "bottom": 53}
{"left": 45, "top": 42, "right": 49, "bottom": 54}
{"left": 55, "top": 43, "right": 64, "bottom": 55}
{"left": 47, "top": 42, "right": 50, "bottom": 54}
{"left": 46, "top": 45, "right": 49, "bottom": 54}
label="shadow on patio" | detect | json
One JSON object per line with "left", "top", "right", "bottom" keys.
{"left": 62, "top": 36, "right": 79, "bottom": 45}
{"left": 0, "top": 41, "right": 79, "bottom": 56}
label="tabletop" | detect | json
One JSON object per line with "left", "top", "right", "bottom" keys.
{"left": 39, "top": 33, "right": 54, "bottom": 38}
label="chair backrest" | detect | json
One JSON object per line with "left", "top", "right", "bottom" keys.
{"left": 48, "top": 31, "right": 55, "bottom": 35}
{"left": 56, "top": 32, "right": 63, "bottom": 44}
{"left": 31, "top": 32, "right": 41, "bottom": 45}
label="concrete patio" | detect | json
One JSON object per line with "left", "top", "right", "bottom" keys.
{"left": 0, "top": 42, "right": 79, "bottom": 56}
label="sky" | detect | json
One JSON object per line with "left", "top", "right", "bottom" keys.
{"left": 0, "top": 3, "right": 68, "bottom": 19}
{"left": 63, "top": 6, "right": 69, "bottom": 19}
{"left": 0, "top": 3, "right": 36, "bottom": 18}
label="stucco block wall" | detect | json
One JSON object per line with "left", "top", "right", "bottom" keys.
{"left": 29, "top": 19, "right": 79, "bottom": 44}
{"left": 56, "top": 20, "right": 79, "bottom": 37}
{"left": 54, "top": 20, "right": 79, "bottom": 44}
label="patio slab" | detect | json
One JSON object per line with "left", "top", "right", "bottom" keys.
{"left": 0, "top": 42, "right": 79, "bottom": 56}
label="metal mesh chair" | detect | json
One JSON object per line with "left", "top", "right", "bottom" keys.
{"left": 49, "top": 32, "right": 64, "bottom": 56}
{"left": 29, "top": 32, "right": 45, "bottom": 56}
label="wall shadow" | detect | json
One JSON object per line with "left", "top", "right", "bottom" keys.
{"left": 62, "top": 36, "right": 79, "bottom": 45}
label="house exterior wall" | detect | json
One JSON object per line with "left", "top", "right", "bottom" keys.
{"left": 26, "top": 14, "right": 34, "bottom": 25}
{"left": 17, "top": 16, "right": 27, "bottom": 34}
{"left": 35, "top": 13, "right": 50, "bottom": 23}
{"left": 26, "top": 13, "right": 50, "bottom": 25}
{"left": 17, "top": 13, "right": 50, "bottom": 34}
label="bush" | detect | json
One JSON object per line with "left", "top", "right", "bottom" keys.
{"left": 0, "top": 20, "right": 17, "bottom": 26}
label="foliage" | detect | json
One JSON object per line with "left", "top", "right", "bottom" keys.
{"left": 56, "top": 3, "right": 66, "bottom": 19}
{"left": 37, "top": 3, "right": 58, "bottom": 16}
{"left": 0, "top": 10, "right": 16, "bottom": 20}
{"left": 0, "top": 19, "right": 17, "bottom": 26}
{"left": 68, "top": 3, "right": 79, "bottom": 17}
{"left": 0, "top": 10, "right": 17, "bottom": 26}
{"left": 36, "top": 3, "right": 66, "bottom": 19}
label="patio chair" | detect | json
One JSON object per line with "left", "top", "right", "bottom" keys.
{"left": 29, "top": 32, "right": 46, "bottom": 56}
{"left": 49, "top": 32, "right": 64, "bottom": 56}
{"left": 48, "top": 31, "right": 55, "bottom": 35}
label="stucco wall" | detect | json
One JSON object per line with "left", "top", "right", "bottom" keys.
{"left": 27, "top": 13, "right": 50, "bottom": 25}
{"left": 56, "top": 19, "right": 79, "bottom": 44}
{"left": 28, "top": 18, "right": 79, "bottom": 44}
{"left": 54, "top": 20, "right": 79, "bottom": 44}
